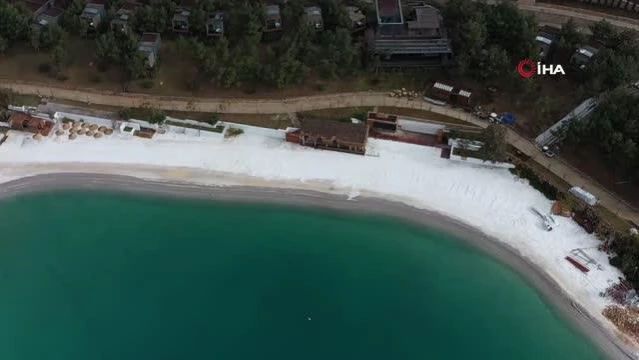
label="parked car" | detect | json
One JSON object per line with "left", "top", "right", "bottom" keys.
{"left": 542, "top": 146, "right": 555, "bottom": 158}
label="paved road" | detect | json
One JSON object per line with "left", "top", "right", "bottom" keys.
{"left": 1, "top": 80, "right": 637, "bottom": 224}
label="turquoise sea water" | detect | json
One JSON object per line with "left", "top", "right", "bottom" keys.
{"left": 0, "top": 191, "right": 603, "bottom": 360}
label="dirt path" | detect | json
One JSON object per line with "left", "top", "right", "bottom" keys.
{"left": 519, "top": 1, "right": 639, "bottom": 31}
{"left": 2, "top": 80, "right": 637, "bottom": 224}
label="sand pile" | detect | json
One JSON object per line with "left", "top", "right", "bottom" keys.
{"left": 603, "top": 305, "right": 639, "bottom": 341}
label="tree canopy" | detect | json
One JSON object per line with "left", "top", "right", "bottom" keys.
{"left": 565, "top": 87, "right": 639, "bottom": 179}
{"left": 444, "top": 0, "right": 536, "bottom": 80}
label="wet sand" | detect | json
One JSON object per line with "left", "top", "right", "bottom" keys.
{"left": 0, "top": 172, "right": 634, "bottom": 360}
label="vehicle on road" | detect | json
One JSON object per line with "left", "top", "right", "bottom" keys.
{"left": 542, "top": 146, "right": 555, "bottom": 158}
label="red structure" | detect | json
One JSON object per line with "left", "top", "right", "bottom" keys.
{"left": 8, "top": 113, "right": 54, "bottom": 136}
{"left": 286, "top": 119, "right": 369, "bottom": 155}
{"left": 565, "top": 256, "right": 590, "bottom": 273}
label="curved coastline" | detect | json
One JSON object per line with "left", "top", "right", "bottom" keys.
{"left": 0, "top": 172, "right": 634, "bottom": 360}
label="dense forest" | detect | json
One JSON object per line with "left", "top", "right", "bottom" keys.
{"left": 0, "top": 0, "right": 371, "bottom": 88}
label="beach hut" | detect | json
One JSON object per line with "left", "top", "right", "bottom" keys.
{"left": 429, "top": 82, "right": 454, "bottom": 102}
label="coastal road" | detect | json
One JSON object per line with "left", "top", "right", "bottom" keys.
{"left": 1, "top": 80, "right": 637, "bottom": 224}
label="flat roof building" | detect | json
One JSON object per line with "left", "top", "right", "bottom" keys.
{"left": 370, "top": 3, "right": 452, "bottom": 68}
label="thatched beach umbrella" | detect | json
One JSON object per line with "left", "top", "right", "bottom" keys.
{"left": 62, "top": 123, "right": 71, "bottom": 130}
{"left": 86, "top": 130, "right": 95, "bottom": 137}
{"left": 77, "top": 129, "right": 86, "bottom": 135}
{"left": 69, "top": 133, "right": 77, "bottom": 140}
{"left": 72, "top": 123, "right": 81, "bottom": 131}
{"left": 98, "top": 126, "right": 106, "bottom": 132}
{"left": 89, "top": 124, "right": 98, "bottom": 131}
{"left": 105, "top": 128, "right": 113, "bottom": 135}
{"left": 55, "top": 129, "right": 64, "bottom": 136}
{"left": 81, "top": 123, "right": 89, "bottom": 130}
{"left": 94, "top": 132, "right": 103, "bottom": 138}
{"left": 32, "top": 133, "right": 43, "bottom": 141}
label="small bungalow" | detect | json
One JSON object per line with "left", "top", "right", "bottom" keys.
{"left": 346, "top": 6, "right": 366, "bottom": 31}
{"left": 285, "top": 118, "right": 369, "bottom": 155}
{"left": 451, "top": 88, "right": 473, "bottom": 109}
{"left": 206, "top": 11, "right": 225, "bottom": 37}
{"left": 8, "top": 112, "right": 54, "bottom": 137}
{"left": 172, "top": 8, "right": 191, "bottom": 32}
{"left": 570, "top": 45, "right": 599, "bottom": 70}
{"left": 33, "top": 6, "right": 64, "bottom": 30}
{"left": 81, "top": 0, "right": 106, "bottom": 31}
{"left": 535, "top": 28, "right": 559, "bottom": 62}
{"left": 264, "top": 4, "right": 282, "bottom": 32}
{"left": 13, "top": 0, "right": 53, "bottom": 18}
{"left": 110, "top": 1, "right": 141, "bottom": 34}
{"left": 429, "top": 82, "right": 454, "bottom": 102}
{"left": 138, "top": 32, "right": 162, "bottom": 68}
{"left": 304, "top": 6, "right": 323, "bottom": 31}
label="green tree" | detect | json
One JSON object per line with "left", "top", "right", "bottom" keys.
{"left": 0, "top": 2, "right": 31, "bottom": 46}
{"left": 559, "top": 19, "right": 585, "bottom": 50}
{"left": 318, "top": 0, "right": 351, "bottom": 30}
{"left": 0, "top": 35, "right": 7, "bottom": 54}
{"left": 39, "top": 25, "right": 67, "bottom": 51}
{"left": 95, "top": 32, "right": 120, "bottom": 69}
{"left": 478, "top": 124, "right": 508, "bottom": 163}
{"left": 50, "top": 45, "right": 67, "bottom": 74}
{"left": 60, "top": 0, "right": 88, "bottom": 34}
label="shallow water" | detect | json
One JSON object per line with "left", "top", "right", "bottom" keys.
{"left": 0, "top": 191, "right": 603, "bottom": 359}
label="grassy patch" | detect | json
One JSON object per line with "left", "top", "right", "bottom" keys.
{"left": 119, "top": 107, "right": 166, "bottom": 124}
{"left": 596, "top": 205, "right": 632, "bottom": 233}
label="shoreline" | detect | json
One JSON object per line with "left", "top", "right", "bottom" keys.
{"left": 0, "top": 172, "right": 634, "bottom": 360}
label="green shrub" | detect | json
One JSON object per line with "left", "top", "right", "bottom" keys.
{"left": 511, "top": 164, "right": 559, "bottom": 200}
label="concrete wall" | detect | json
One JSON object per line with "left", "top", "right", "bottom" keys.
{"left": 449, "top": 153, "right": 515, "bottom": 169}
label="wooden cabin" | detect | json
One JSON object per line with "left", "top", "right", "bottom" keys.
{"left": 451, "top": 88, "right": 473, "bottom": 109}
{"left": 286, "top": 118, "right": 369, "bottom": 155}
{"left": 429, "top": 82, "right": 454, "bottom": 102}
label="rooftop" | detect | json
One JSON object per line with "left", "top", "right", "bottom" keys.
{"left": 266, "top": 4, "right": 280, "bottom": 18}
{"left": 406, "top": 6, "right": 439, "bottom": 30}
{"left": 376, "top": 0, "right": 403, "bottom": 24}
{"left": 140, "top": 32, "right": 160, "bottom": 43}
{"left": 300, "top": 118, "right": 368, "bottom": 144}
{"left": 41, "top": 6, "right": 63, "bottom": 17}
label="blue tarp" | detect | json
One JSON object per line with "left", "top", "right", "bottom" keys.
{"left": 500, "top": 112, "right": 516, "bottom": 125}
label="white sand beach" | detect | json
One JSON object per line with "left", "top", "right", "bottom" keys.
{"left": 0, "top": 127, "right": 635, "bottom": 359}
